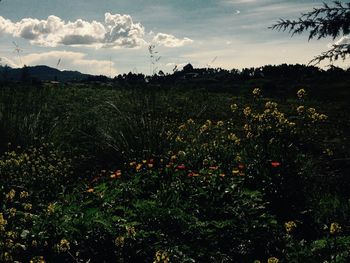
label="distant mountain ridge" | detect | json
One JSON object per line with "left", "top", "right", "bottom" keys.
{"left": 0, "top": 65, "right": 92, "bottom": 82}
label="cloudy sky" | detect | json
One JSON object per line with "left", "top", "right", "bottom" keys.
{"left": 0, "top": 0, "right": 348, "bottom": 76}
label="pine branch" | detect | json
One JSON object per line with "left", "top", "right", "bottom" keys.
{"left": 270, "top": 1, "right": 350, "bottom": 40}
{"left": 308, "top": 43, "right": 350, "bottom": 65}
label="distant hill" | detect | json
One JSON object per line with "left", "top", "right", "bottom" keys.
{"left": 0, "top": 65, "right": 92, "bottom": 82}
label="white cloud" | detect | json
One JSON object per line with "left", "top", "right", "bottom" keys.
{"left": 0, "top": 13, "right": 149, "bottom": 48}
{"left": 21, "top": 51, "right": 118, "bottom": 76}
{"left": 335, "top": 36, "right": 350, "bottom": 45}
{"left": 152, "top": 33, "right": 193, "bottom": 47}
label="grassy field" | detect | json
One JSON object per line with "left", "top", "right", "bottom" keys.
{"left": 0, "top": 79, "right": 350, "bottom": 262}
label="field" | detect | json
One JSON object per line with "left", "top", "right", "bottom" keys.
{"left": 0, "top": 76, "right": 350, "bottom": 262}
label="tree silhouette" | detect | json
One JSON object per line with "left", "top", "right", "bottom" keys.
{"left": 271, "top": 1, "right": 350, "bottom": 65}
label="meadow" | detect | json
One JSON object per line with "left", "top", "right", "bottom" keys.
{"left": 0, "top": 76, "right": 349, "bottom": 262}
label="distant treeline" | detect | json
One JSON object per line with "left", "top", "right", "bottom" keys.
{"left": 1, "top": 63, "right": 350, "bottom": 85}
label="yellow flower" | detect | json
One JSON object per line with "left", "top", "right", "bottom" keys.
{"left": 24, "top": 203, "right": 33, "bottom": 211}
{"left": 265, "top": 101, "right": 278, "bottom": 110}
{"left": 47, "top": 203, "right": 55, "bottom": 215}
{"left": 6, "top": 189, "right": 16, "bottom": 200}
{"left": 8, "top": 208, "right": 16, "bottom": 217}
{"left": 187, "top": 118, "right": 195, "bottom": 125}
{"left": 20, "top": 191, "right": 29, "bottom": 199}
{"left": 330, "top": 222, "right": 341, "bottom": 234}
{"left": 217, "top": 120, "right": 224, "bottom": 127}
{"left": 59, "top": 239, "right": 70, "bottom": 252}
{"left": 30, "top": 256, "right": 46, "bottom": 263}
{"left": 297, "top": 88, "right": 306, "bottom": 99}
{"left": 115, "top": 236, "right": 125, "bottom": 248}
{"left": 296, "top": 105, "right": 305, "bottom": 114}
{"left": 252, "top": 88, "right": 261, "bottom": 97}
{"left": 232, "top": 169, "right": 240, "bottom": 176}
{"left": 284, "top": 221, "right": 297, "bottom": 234}
{"left": 126, "top": 226, "right": 136, "bottom": 237}
{"left": 0, "top": 213, "right": 8, "bottom": 231}
{"left": 268, "top": 257, "right": 279, "bottom": 263}
{"left": 178, "top": 124, "right": 186, "bottom": 130}
{"left": 230, "top": 103, "right": 238, "bottom": 112}
{"left": 228, "top": 133, "right": 241, "bottom": 145}
{"left": 324, "top": 148, "right": 334, "bottom": 156}
{"left": 243, "top": 106, "right": 252, "bottom": 117}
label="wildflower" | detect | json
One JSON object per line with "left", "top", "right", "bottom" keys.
{"left": 284, "top": 221, "right": 297, "bottom": 233}
{"left": 126, "top": 226, "right": 136, "bottom": 238}
{"left": 6, "top": 189, "right": 16, "bottom": 200}
{"left": 87, "top": 188, "right": 94, "bottom": 193}
{"left": 32, "top": 240, "right": 38, "bottom": 247}
{"left": 0, "top": 252, "right": 13, "bottom": 262}
{"left": 238, "top": 163, "right": 245, "bottom": 169}
{"left": 59, "top": 239, "right": 70, "bottom": 252}
{"left": 268, "top": 257, "right": 279, "bottom": 263}
{"left": 296, "top": 105, "right": 305, "bottom": 114}
{"left": 330, "top": 222, "right": 341, "bottom": 234}
{"left": 24, "top": 203, "right": 32, "bottom": 211}
{"left": 111, "top": 170, "right": 122, "bottom": 179}
{"left": 209, "top": 166, "right": 218, "bottom": 170}
{"left": 30, "top": 256, "right": 45, "bottom": 263}
{"left": 0, "top": 213, "right": 8, "bottom": 231}
{"left": 178, "top": 150, "right": 186, "bottom": 158}
{"left": 203, "top": 159, "right": 209, "bottom": 166}
{"left": 148, "top": 163, "right": 154, "bottom": 168}
{"left": 178, "top": 124, "right": 186, "bottom": 130}
{"left": 230, "top": 103, "right": 238, "bottom": 112}
{"left": 217, "top": 120, "right": 224, "bottom": 126}
{"left": 228, "top": 133, "right": 241, "bottom": 145}
{"left": 187, "top": 118, "right": 195, "bottom": 125}
{"left": 20, "top": 191, "right": 29, "bottom": 199}
{"left": 219, "top": 173, "right": 226, "bottom": 177}
{"left": 243, "top": 124, "right": 251, "bottom": 131}
{"left": 136, "top": 163, "right": 143, "bottom": 171}
{"left": 129, "top": 161, "right": 136, "bottom": 167}
{"left": 188, "top": 172, "right": 199, "bottom": 177}
{"left": 243, "top": 106, "right": 252, "bottom": 117}
{"left": 154, "top": 250, "right": 169, "bottom": 263}
{"left": 265, "top": 101, "right": 278, "bottom": 110}
{"left": 232, "top": 169, "right": 240, "bottom": 175}
{"left": 8, "top": 208, "right": 16, "bottom": 217}
{"left": 177, "top": 164, "right": 186, "bottom": 170}
{"left": 297, "top": 88, "right": 306, "bottom": 99}
{"left": 252, "top": 88, "right": 261, "bottom": 97}
{"left": 271, "top": 162, "right": 281, "bottom": 168}
{"left": 324, "top": 148, "right": 334, "bottom": 156}
{"left": 47, "top": 203, "right": 55, "bottom": 215}
{"left": 115, "top": 236, "right": 125, "bottom": 248}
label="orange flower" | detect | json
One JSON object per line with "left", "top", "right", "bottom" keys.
{"left": 136, "top": 164, "right": 143, "bottom": 171}
{"left": 87, "top": 188, "right": 94, "bottom": 193}
{"left": 271, "top": 162, "right": 281, "bottom": 167}
{"left": 111, "top": 170, "right": 122, "bottom": 179}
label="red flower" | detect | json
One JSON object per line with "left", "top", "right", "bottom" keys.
{"left": 177, "top": 164, "right": 186, "bottom": 170}
{"left": 271, "top": 162, "right": 281, "bottom": 167}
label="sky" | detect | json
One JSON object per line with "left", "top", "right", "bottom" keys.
{"left": 0, "top": 0, "right": 348, "bottom": 76}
